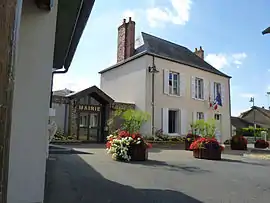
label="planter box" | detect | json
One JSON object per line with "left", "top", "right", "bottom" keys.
{"left": 254, "top": 142, "right": 269, "bottom": 149}
{"left": 230, "top": 142, "right": 247, "bottom": 150}
{"left": 193, "top": 148, "right": 221, "bottom": 160}
{"left": 185, "top": 140, "right": 193, "bottom": 151}
{"left": 129, "top": 144, "right": 147, "bottom": 161}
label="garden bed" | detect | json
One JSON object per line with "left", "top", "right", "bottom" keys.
{"left": 145, "top": 140, "right": 184, "bottom": 149}
{"left": 51, "top": 140, "right": 96, "bottom": 145}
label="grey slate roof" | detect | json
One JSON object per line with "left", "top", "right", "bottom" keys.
{"left": 231, "top": 116, "right": 253, "bottom": 129}
{"left": 99, "top": 32, "right": 231, "bottom": 78}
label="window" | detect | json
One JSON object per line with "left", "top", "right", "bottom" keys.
{"left": 90, "top": 114, "right": 98, "bottom": 127}
{"left": 195, "top": 77, "right": 204, "bottom": 99}
{"left": 168, "top": 110, "right": 178, "bottom": 133}
{"left": 214, "top": 114, "right": 221, "bottom": 121}
{"left": 214, "top": 82, "right": 221, "bottom": 99}
{"left": 169, "top": 72, "right": 180, "bottom": 95}
{"left": 197, "top": 112, "right": 204, "bottom": 120}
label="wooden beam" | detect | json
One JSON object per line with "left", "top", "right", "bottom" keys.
{"left": 0, "top": 1, "right": 22, "bottom": 202}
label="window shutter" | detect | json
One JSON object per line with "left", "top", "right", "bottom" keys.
{"left": 162, "top": 108, "right": 168, "bottom": 134}
{"left": 180, "top": 73, "right": 186, "bottom": 97}
{"left": 204, "top": 112, "right": 208, "bottom": 122}
{"left": 163, "top": 69, "right": 169, "bottom": 94}
{"left": 221, "top": 83, "right": 225, "bottom": 106}
{"left": 210, "top": 81, "right": 214, "bottom": 101}
{"left": 203, "top": 79, "right": 209, "bottom": 100}
{"left": 192, "top": 111, "right": 197, "bottom": 123}
{"left": 180, "top": 109, "right": 187, "bottom": 135}
{"left": 191, "top": 76, "right": 195, "bottom": 99}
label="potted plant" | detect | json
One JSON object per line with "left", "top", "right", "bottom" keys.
{"left": 189, "top": 119, "right": 224, "bottom": 160}
{"left": 230, "top": 135, "right": 247, "bottom": 150}
{"left": 185, "top": 133, "right": 200, "bottom": 150}
{"left": 190, "top": 137, "right": 224, "bottom": 160}
{"left": 254, "top": 139, "right": 269, "bottom": 149}
{"left": 105, "top": 109, "right": 152, "bottom": 161}
{"left": 184, "top": 122, "right": 200, "bottom": 150}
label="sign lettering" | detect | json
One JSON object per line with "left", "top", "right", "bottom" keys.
{"left": 78, "top": 105, "right": 101, "bottom": 112}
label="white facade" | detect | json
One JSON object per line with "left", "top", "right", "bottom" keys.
{"left": 100, "top": 54, "right": 231, "bottom": 142}
{"left": 7, "top": 0, "right": 58, "bottom": 202}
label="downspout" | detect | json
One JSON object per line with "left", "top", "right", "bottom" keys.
{"left": 148, "top": 56, "right": 159, "bottom": 135}
{"left": 49, "top": 0, "right": 84, "bottom": 108}
{"left": 228, "top": 78, "right": 232, "bottom": 139}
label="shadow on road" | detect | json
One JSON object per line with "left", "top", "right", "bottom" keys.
{"left": 128, "top": 159, "right": 211, "bottom": 173}
{"left": 219, "top": 158, "right": 270, "bottom": 166}
{"left": 44, "top": 154, "right": 203, "bottom": 203}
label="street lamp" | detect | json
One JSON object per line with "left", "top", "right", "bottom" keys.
{"left": 249, "top": 97, "right": 256, "bottom": 140}
{"left": 148, "top": 56, "right": 159, "bottom": 136}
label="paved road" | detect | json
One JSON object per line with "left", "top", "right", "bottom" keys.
{"left": 45, "top": 146, "right": 270, "bottom": 203}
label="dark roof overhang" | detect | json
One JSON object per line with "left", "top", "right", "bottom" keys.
{"left": 67, "top": 86, "right": 114, "bottom": 105}
{"left": 53, "top": 0, "right": 95, "bottom": 70}
{"left": 262, "top": 27, "right": 270, "bottom": 35}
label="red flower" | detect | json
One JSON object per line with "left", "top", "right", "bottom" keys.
{"left": 106, "top": 141, "right": 111, "bottom": 149}
{"left": 146, "top": 142, "right": 152, "bottom": 149}
{"left": 119, "top": 131, "right": 129, "bottom": 138}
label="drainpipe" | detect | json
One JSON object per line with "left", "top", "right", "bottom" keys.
{"left": 148, "top": 56, "right": 159, "bottom": 136}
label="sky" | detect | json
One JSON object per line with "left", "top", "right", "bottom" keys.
{"left": 53, "top": 0, "right": 270, "bottom": 117}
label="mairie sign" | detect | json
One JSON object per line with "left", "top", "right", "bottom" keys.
{"left": 78, "top": 105, "right": 101, "bottom": 112}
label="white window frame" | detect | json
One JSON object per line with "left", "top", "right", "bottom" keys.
{"left": 197, "top": 112, "right": 204, "bottom": 120}
{"left": 214, "top": 114, "right": 221, "bottom": 121}
{"left": 195, "top": 77, "right": 204, "bottom": 100}
{"left": 168, "top": 71, "right": 180, "bottom": 96}
{"left": 214, "top": 82, "right": 221, "bottom": 100}
{"left": 168, "top": 109, "right": 179, "bottom": 134}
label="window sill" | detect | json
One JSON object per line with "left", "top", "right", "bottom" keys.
{"left": 165, "top": 93, "right": 182, "bottom": 98}
{"left": 168, "top": 133, "right": 181, "bottom": 136}
{"left": 193, "top": 98, "right": 205, "bottom": 102}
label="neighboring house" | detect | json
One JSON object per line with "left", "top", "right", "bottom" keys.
{"left": 0, "top": 1, "right": 95, "bottom": 202}
{"left": 231, "top": 116, "right": 254, "bottom": 136}
{"left": 52, "top": 89, "right": 74, "bottom": 133}
{"left": 99, "top": 18, "right": 232, "bottom": 142}
{"left": 239, "top": 106, "right": 270, "bottom": 129}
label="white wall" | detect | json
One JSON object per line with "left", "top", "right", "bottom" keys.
{"left": 100, "top": 56, "right": 148, "bottom": 111}
{"left": 7, "top": 0, "right": 58, "bottom": 202}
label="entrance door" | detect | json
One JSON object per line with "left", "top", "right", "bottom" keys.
{"left": 88, "top": 113, "right": 100, "bottom": 142}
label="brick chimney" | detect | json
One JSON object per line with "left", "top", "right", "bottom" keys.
{"left": 194, "top": 46, "right": 204, "bottom": 60}
{"left": 117, "top": 17, "right": 135, "bottom": 63}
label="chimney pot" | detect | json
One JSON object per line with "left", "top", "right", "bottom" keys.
{"left": 123, "top": 19, "right": 126, "bottom": 24}
{"left": 129, "top": 17, "right": 132, "bottom": 21}
{"left": 194, "top": 46, "right": 204, "bottom": 60}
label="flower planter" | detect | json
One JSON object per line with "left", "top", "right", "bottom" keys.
{"left": 230, "top": 142, "right": 247, "bottom": 150}
{"left": 129, "top": 144, "right": 147, "bottom": 161}
{"left": 193, "top": 148, "right": 221, "bottom": 160}
{"left": 254, "top": 140, "right": 269, "bottom": 149}
{"left": 185, "top": 140, "right": 193, "bottom": 150}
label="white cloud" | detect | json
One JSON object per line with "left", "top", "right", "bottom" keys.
{"left": 231, "top": 108, "right": 248, "bottom": 117}
{"left": 53, "top": 74, "right": 99, "bottom": 92}
{"left": 205, "top": 52, "right": 247, "bottom": 70}
{"left": 146, "top": 0, "right": 192, "bottom": 27}
{"left": 123, "top": 0, "right": 192, "bottom": 28}
{"left": 239, "top": 93, "right": 256, "bottom": 98}
{"left": 122, "top": 9, "right": 137, "bottom": 21}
